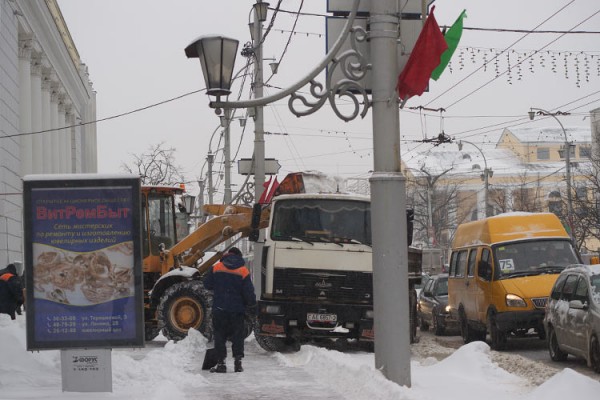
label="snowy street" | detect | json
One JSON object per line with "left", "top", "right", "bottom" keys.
{"left": 2, "top": 313, "right": 600, "bottom": 400}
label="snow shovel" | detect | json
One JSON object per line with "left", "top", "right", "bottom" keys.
{"left": 202, "top": 347, "right": 219, "bottom": 370}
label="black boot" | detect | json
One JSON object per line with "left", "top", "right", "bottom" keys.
{"left": 210, "top": 360, "right": 227, "bottom": 373}
{"left": 234, "top": 357, "right": 243, "bottom": 373}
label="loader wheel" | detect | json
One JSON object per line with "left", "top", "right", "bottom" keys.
{"left": 157, "top": 281, "right": 212, "bottom": 341}
{"left": 145, "top": 325, "right": 161, "bottom": 342}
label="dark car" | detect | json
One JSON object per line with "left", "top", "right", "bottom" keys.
{"left": 417, "top": 274, "right": 457, "bottom": 336}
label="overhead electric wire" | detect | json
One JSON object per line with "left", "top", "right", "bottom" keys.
{"left": 425, "top": 0, "right": 576, "bottom": 107}
{"left": 442, "top": 8, "right": 600, "bottom": 110}
{"left": 1, "top": 88, "right": 205, "bottom": 140}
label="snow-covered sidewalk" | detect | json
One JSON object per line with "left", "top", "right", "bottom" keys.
{"left": 2, "top": 314, "right": 600, "bottom": 399}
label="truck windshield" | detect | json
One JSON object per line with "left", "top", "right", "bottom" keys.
{"left": 271, "top": 198, "right": 371, "bottom": 245}
{"left": 492, "top": 239, "right": 579, "bottom": 280}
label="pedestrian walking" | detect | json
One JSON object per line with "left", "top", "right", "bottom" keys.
{"left": 0, "top": 264, "right": 24, "bottom": 320}
{"left": 203, "top": 247, "right": 256, "bottom": 373}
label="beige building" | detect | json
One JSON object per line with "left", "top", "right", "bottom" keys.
{"left": 402, "top": 123, "right": 596, "bottom": 259}
{"left": 0, "top": 0, "right": 96, "bottom": 265}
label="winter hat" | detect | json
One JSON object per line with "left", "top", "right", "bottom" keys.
{"left": 6, "top": 264, "right": 17, "bottom": 274}
{"left": 228, "top": 247, "right": 242, "bottom": 256}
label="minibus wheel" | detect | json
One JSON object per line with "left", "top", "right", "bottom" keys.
{"left": 487, "top": 311, "right": 507, "bottom": 350}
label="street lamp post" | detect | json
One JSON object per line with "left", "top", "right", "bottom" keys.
{"left": 186, "top": 0, "right": 412, "bottom": 386}
{"left": 220, "top": 108, "right": 233, "bottom": 205}
{"left": 251, "top": 0, "right": 267, "bottom": 297}
{"left": 458, "top": 140, "right": 493, "bottom": 218}
{"left": 529, "top": 108, "right": 573, "bottom": 235}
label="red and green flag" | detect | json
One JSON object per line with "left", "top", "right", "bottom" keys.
{"left": 396, "top": 6, "right": 448, "bottom": 101}
{"left": 431, "top": 9, "right": 467, "bottom": 81}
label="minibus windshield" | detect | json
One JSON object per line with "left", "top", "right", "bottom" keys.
{"left": 493, "top": 239, "right": 579, "bottom": 280}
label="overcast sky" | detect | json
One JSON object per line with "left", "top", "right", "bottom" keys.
{"left": 56, "top": 0, "right": 600, "bottom": 199}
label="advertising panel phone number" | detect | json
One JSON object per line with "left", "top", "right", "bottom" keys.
{"left": 46, "top": 315, "right": 127, "bottom": 334}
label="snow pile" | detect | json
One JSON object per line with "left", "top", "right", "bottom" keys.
{"left": 2, "top": 313, "right": 600, "bottom": 399}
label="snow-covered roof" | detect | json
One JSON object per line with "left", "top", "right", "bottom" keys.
{"left": 402, "top": 145, "right": 565, "bottom": 178}
{"left": 504, "top": 126, "right": 591, "bottom": 144}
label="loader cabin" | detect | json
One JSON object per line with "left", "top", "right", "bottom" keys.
{"left": 141, "top": 185, "right": 185, "bottom": 274}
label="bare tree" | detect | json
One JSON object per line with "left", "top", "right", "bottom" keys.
{"left": 489, "top": 171, "right": 544, "bottom": 213}
{"left": 121, "top": 142, "right": 186, "bottom": 185}
{"left": 406, "top": 167, "right": 461, "bottom": 249}
{"left": 569, "top": 160, "right": 600, "bottom": 252}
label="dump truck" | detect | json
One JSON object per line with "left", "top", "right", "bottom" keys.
{"left": 252, "top": 172, "right": 422, "bottom": 351}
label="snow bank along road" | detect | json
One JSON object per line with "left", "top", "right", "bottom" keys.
{"left": 415, "top": 329, "right": 600, "bottom": 384}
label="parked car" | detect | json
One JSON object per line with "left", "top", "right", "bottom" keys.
{"left": 417, "top": 274, "right": 457, "bottom": 336}
{"left": 543, "top": 264, "right": 600, "bottom": 373}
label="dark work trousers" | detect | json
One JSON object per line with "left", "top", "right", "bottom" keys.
{"left": 212, "top": 309, "right": 246, "bottom": 361}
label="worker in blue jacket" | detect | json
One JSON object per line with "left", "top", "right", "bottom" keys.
{"left": 203, "top": 247, "right": 256, "bottom": 373}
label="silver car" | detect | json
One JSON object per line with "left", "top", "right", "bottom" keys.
{"left": 543, "top": 264, "right": 600, "bottom": 373}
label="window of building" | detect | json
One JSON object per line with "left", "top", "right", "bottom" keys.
{"left": 576, "top": 186, "right": 587, "bottom": 200}
{"left": 537, "top": 147, "right": 549, "bottom": 160}
{"left": 580, "top": 145, "right": 592, "bottom": 159}
{"left": 548, "top": 190, "right": 563, "bottom": 215}
{"left": 558, "top": 145, "right": 576, "bottom": 159}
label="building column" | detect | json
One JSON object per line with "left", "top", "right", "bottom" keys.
{"left": 18, "top": 39, "right": 33, "bottom": 176}
{"left": 50, "top": 83, "right": 60, "bottom": 173}
{"left": 41, "top": 66, "right": 53, "bottom": 173}
{"left": 64, "top": 106, "right": 74, "bottom": 173}
{"left": 30, "top": 55, "right": 44, "bottom": 173}
{"left": 72, "top": 114, "right": 82, "bottom": 173}
{"left": 57, "top": 97, "right": 67, "bottom": 173}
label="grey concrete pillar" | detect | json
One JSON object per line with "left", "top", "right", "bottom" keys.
{"left": 50, "top": 84, "right": 60, "bottom": 173}
{"left": 30, "top": 56, "right": 43, "bottom": 173}
{"left": 41, "top": 67, "right": 53, "bottom": 173}
{"left": 18, "top": 40, "right": 33, "bottom": 176}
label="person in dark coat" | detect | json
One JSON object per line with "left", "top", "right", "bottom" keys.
{"left": 0, "top": 264, "right": 24, "bottom": 320}
{"left": 203, "top": 247, "right": 256, "bottom": 373}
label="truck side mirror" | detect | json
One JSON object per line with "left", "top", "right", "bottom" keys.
{"left": 249, "top": 203, "right": 262, "bottom": 242}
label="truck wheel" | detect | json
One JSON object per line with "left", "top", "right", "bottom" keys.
{"left": 410, "top": 289, "right": 418, "bottom": 343}
{"left": 487, "top": 311, "right": 507, "bottom": 350}
{"left": 157, "top": 281, "right": 212, "bottom": 341}
{"left": 253, "top": 322, "right": 299, "bottom": 352}
{"left": 255, "top": 334, "right": 298, "bottom": 353}
{"left": 419, "top": 316, "right": 430, "bottom": 332}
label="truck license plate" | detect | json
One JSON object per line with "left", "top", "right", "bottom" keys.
{"left": 307, "top": 313, "right": 337, "bottom": 322}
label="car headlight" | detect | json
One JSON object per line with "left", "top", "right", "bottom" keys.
{"left": 365, "top": 310, "right": 374, "bottom": 319}
{"left": 444, "top": 305, "right": 452, "bottom": 313}
{"left": 506, "top": 294, "right": 527, "bottom": 307}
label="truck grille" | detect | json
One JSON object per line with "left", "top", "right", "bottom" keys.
{"left": 272, "top": 268, "right": 372, "bottom": 303}
{"left": 531, "top": 297, "right": 548, "bottom": 309}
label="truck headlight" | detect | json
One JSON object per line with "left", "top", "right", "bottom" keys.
{"left": 506, "top": 294, "right": 527, "bottom": 307}
{"left": 365, "top": 310, "right": 374, "bottom": 319}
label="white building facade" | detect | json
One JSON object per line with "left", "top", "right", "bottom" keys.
{"left": 0, "top": 0, "right": 96, "bottom": 265}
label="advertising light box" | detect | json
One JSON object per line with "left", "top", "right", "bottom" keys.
{"left": 23, "top": 175, "right": 144, "bottom": 350}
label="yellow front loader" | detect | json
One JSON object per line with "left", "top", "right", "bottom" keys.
{"left": 141, "top": 184, "right": 269, "bottom": 341}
